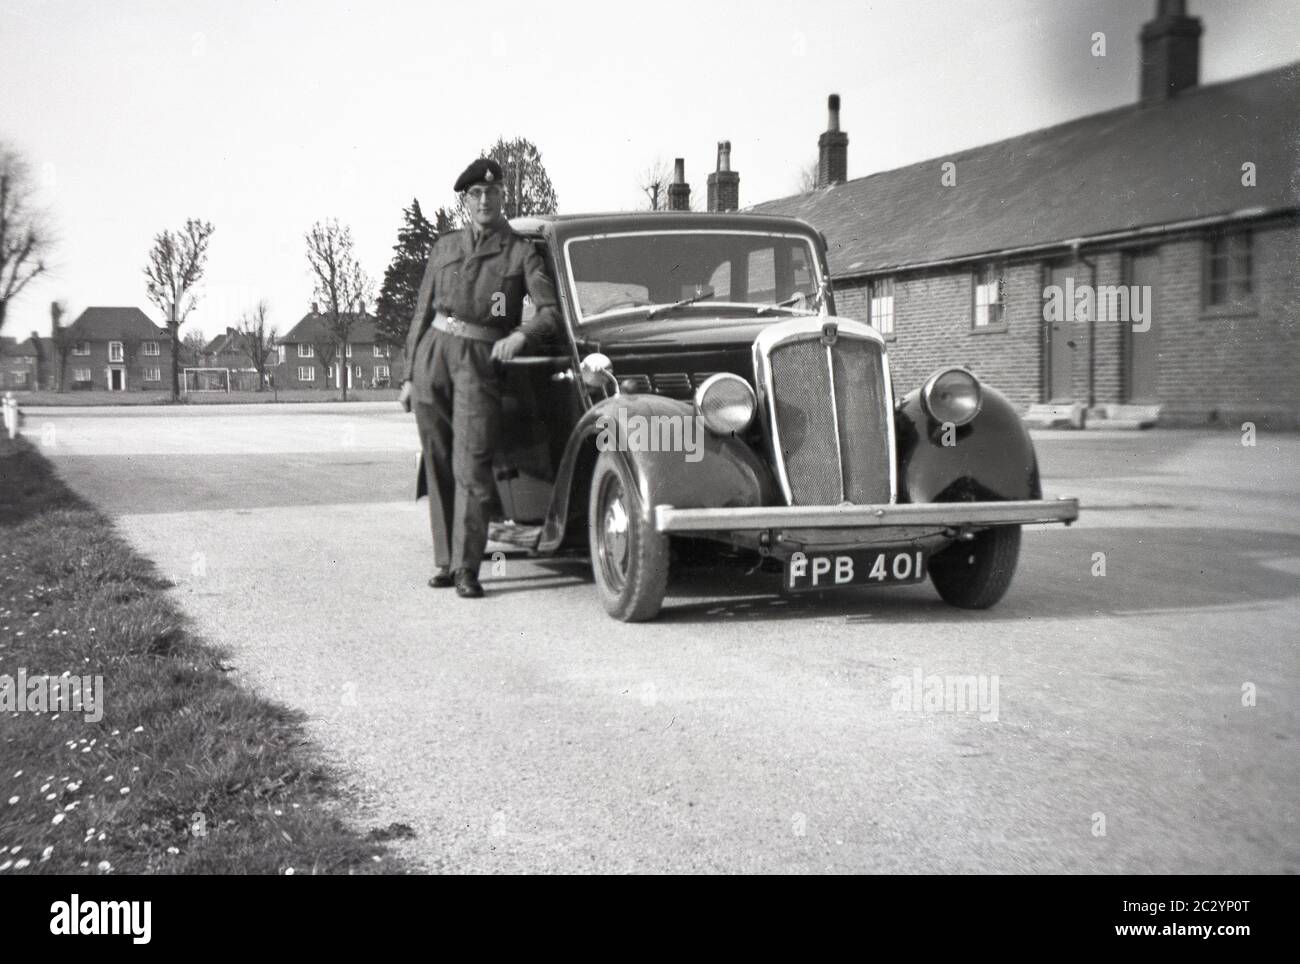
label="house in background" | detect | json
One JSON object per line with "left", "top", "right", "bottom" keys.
{"left": 63, "top": 307, "right": 172, "bottom": 391}
{"left": 0, "top": 333, "right": 48, "bottom": 390}
{"left": 276, "top": 306, "right": 402, "bottom": 389}
{"left": 200, "top": 326, "right": 277, "bottom": 390}
{"left": 748, "top": 1, "right": 1299, "bottom": 427}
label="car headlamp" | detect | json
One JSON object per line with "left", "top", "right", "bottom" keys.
{"left": 694, "top": 373, "right": 756, "bottom": 436}
{"left": 921, "top": 367, "right": 982, "bottom": 426}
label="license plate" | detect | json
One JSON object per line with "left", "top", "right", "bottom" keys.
{"left": 785, "top": 548, "right": 926, "bottom": 592}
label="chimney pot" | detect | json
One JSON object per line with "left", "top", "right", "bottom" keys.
{"left": 1139, "top": 0, "right": 1202, "bottom": 101}
{"left": 817, "top": 94, "right": 849, "bottom": 188}
{"left": 668, "top": 159, "right": 691, "bottom": 211}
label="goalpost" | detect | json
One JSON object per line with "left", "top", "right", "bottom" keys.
{"left": 182, "top": 368, "right": 231, "bottom": 393}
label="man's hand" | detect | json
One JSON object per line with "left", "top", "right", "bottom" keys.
{"left": 398, "top": 379, "right": 412, "bottom": 413}
{"left": 491, "top": 330, "right": 528, "bottom": 362}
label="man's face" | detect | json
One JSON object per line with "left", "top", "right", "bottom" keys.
{"left": 465, "top": 182, "right": 504, "bottom": 227}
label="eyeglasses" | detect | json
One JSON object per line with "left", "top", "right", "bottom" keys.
{"left": 466, "top": 186, "right": 503, "bottom": 200}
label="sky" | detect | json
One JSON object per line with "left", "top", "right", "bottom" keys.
{"left": 2, "top": 0, "right": 1297, "bottom": 341}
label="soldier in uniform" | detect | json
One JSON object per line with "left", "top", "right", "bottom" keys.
{"left": 399, "top": 158, "right": 561, "bottom": 597}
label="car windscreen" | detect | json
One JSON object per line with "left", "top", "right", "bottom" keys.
{"left": 564, "top": 231, "right": 822, "bottom": 323}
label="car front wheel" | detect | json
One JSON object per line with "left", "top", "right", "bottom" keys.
{"left": 588, "top": 451, "right": 670, "bottom": 621}
{"left": 928, "top": 525, "right": 1021, "bottom": 609}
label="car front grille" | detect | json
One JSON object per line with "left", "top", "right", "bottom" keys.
{"left": 759, "top": 328, "right": 893, "bottom": 505}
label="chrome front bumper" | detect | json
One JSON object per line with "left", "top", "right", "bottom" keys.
{"left": 654, "top": 498, "right": 1080, "bottom": 533}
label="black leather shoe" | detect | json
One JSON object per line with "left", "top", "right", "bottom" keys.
{"left": 427, "top": 567, "right": 453, "bottom": 588}
{"left": 454, "top": 568, "right": 484, "bottom": 598}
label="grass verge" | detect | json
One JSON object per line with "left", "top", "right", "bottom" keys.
{"left": 0, "top": 435, "right": 405, "bottom": 874}
{"left": 11, "top": 388, "right": 401, "bottom": 407}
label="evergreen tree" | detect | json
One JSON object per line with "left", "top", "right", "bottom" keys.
{"left": 374, "top": 198, "right": 437, "bottom": 349}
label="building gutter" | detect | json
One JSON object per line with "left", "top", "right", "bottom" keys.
{"left": 835, "top": 205, "right": 1296, "bottom": 281}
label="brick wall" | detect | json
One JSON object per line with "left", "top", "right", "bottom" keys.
{"left": 828, "top": 217, "right": 1298, "bottom": 424}
{"left": 833, "top": 262, "right": 1042, "bottom": 409}
{"left": 1155, "top": 222, "right": 1300, "bottom": 426}
{"left": 276, "top": 342, "right": 402, "bottom": 389}
{"left": 64, "top": 340, "right": 172, "bottom": 391}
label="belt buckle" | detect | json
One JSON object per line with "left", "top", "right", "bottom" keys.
{"left": 446, "top": 317, "right": 464, "bottom": 336}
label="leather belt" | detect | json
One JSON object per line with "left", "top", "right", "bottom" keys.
{"left": 433, "top": 314, "right": 506, "bottom": 343}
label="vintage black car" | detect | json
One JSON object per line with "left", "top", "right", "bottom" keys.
{"left": 478, "top": 212, "right": 1078, "bottom": 621}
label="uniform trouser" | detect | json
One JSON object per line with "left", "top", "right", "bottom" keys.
{"left": 411, "top": 329, "right": 503, "bottom": 575}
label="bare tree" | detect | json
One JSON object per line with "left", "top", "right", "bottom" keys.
{"left": 638, "top": 158, "right": 674, "bottom": 211}
{"left": 143, "top": 218, "right": 215, "bottom": 401}
{"left": 0, "top": 142, "right": 54, "bottom": 336}
{"left": 305, "top": 219, "right": 371, "bottom": 401}
{"left": 180, "top": 329, "right": 207, "bottom": 367}
{"left": 49, "top": 300, "right": 72, "bottom": 392}
{"left": 796, "top": 158, "right": 819, "bottom": 194}
{"left": 312, "top": 339, "right": 338, "bottom": 390}
{"left": 238, "top": 299, "right": 278, "bottom": 391}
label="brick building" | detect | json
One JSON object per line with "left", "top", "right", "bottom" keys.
{"left": 276, "top": 307, "right": 402, "bottom": 389}
{"left": 0, "top": 334, "right": 48, "bottom": 390}
{"left": 751, "top": 2, "right": 1299, "bottom": 427}
{"left": 60, "top": 307, "right": 172, "bottom": 392}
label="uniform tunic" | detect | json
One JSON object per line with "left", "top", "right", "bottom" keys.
{"left": 404, "top": 217, "right": 561, "bottom": 573}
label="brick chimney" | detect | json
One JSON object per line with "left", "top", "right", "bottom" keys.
{"left": 667, "top": 158, "right": 691, "bottom": 211}
{"left": 1139, "top": 0, "right": 1203, "bottom": 101}
{"left": 310, "top": 302, "right": 319, "bottom": 315}
{"left": 707, "top": 141, "right": 740, "bottom": 212}
{"left": 816, "top": 94, "right": 848, "bottom": 188}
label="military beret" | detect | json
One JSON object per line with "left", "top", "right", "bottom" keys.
{"left": 454, "top": 158, "right": 504, "bottom": 193}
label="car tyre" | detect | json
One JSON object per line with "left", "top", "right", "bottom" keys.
{"left": 589, "top": 451, "right": 670, "bottom": 621}
{"left": 929, "top": 525, "right": 1021, "bottom": 609}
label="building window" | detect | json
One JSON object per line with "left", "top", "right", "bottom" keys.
{"left": 277, "top": 345, "right": 286, "bottom": 364}
{"left": 73, "top": 341, "right": 90, "bottom": 356}
{"left": 345, "top": 343, "right": 352, "bottom": 358}
{"left": 353, "top": 365, "right": 363, "bottom": 378}
{"left": 144, "top": 367, "right": 161, "bottom": 382}
{"left": 143, "top": 341, "right": 160, "bottom": 356}
{"left": 374, "top": 364, "right": 390, "bottom": 380}
{"left": 1204, "top": 231, "right": 1254, "bottom": 307}
{"left": 73, "top": 368, "right": 91, "bottom": 382}
{"left": 298, "top": 366, "right": 315, "bottom": 381}
{"left": 972, "top": 264, "right": 1006, "bottom": 329}
{"left": 298, "top": 344, "right": 314, "bottom": 358}
{"left": 869, "top": 278, "right": 895, "bottom": 336}
{"left": 108, "top": 341, "right": 124, "bottom": 362}
{"left": 373, "top": 344, "right": 389, "bottom": 358}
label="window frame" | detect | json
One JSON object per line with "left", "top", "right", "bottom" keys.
{"left": 108, "top": 341, "right": 124, "bottom": 362}
{"left": 971, "top": 263, "right": 1007, "bottom": 332}
{"left": 297, "top": 366, "right": 315, "bottom": 382}
{"left": 143, "top": 341, "right": 160, "bottom": 356}
{"left": 868, "top": 277, "right": 896, "bottom": 338}
{"left": 298, "top": 343, "right": 314, "bottom": 358}
{"left": 1202, "top": 229, "right": 1255, "bottom": 311}
{"left": 72, "top": 341, "right": 90, "bottom": 356}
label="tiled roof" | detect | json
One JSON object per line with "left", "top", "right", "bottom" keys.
{"left": 0, "top": 336, "right": 41, "bottom": 357}
{"left": 750, "top": 63, "right": 1300, "bottom": 278}
{"left": 280, "top": 312, "right": 381, "bottom": 344}
{"left": 67, "top": 307, "right": 166, "bottom": 341}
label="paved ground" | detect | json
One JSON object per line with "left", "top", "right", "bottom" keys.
{"left": 22, "top": 403, "right": 1300, "bottom": 873}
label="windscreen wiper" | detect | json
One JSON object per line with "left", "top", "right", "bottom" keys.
{"left": 646, "top": 290, "right": 715, "bottom": 319}
{"left": 756, "top": 292, "right": 815, "bottom": 316}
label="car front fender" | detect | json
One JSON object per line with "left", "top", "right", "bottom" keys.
{"left": 894, "top": 384, "right": 1042, "bottom": 503}
{"left": 538, "top": 393, "right": 778, "bottom": 551}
